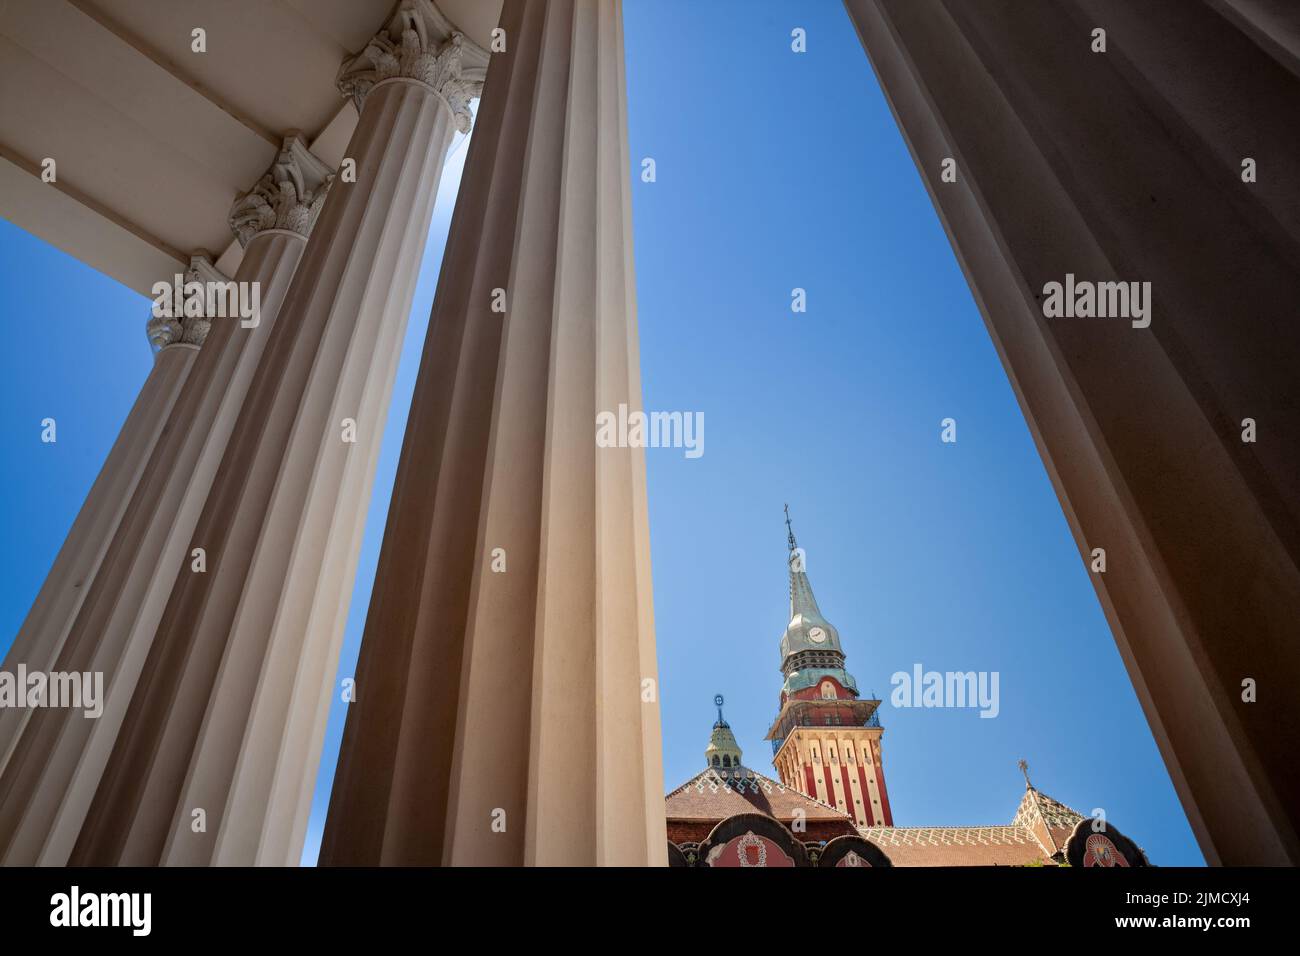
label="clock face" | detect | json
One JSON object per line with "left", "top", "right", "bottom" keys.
{"left": 808, "top": 626, "right": 827, "bottom": 644}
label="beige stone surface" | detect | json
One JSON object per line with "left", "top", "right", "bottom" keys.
{"left": 843, "top": 0, "right": 1300, "bottom": 865}
{"left": 0, "top": 0, "right": 503, "bottom": 294}
{"left": 321, "top": 0, "right": 665, "bottom": 867}
{"left": 67, "top": 11, "right": 484, "bottom": 865}
{"left": 0, "top": 226, "right": 308, "bottom": 866}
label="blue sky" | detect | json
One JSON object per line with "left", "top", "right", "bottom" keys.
{"left": 624, "top": 0, "right": 1199, "bottom": 865}
{"left": 0, "top": 0, "right": 1202, "bottom": 866}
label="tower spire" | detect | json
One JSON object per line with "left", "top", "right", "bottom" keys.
{"left": 776, "top": 508, "right": 855, "bottom": 691}
{"left": 765, "top": 516, "right": 892, "bottom": 826}
{"left": 705, "top": 694, "right": 743, "bottom": 770}
{"left": 784, "top": 505, "right": 821, "bottom": 619}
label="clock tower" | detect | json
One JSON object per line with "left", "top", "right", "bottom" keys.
{"left": 766, "top": 507, "right": 894, "bottom": 827}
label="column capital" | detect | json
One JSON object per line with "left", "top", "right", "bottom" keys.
{"left": 228, "top": 133, "right": 335, "bottom": 248}
{"left": 337, "top": 0, "right": 487, "bottom": 132}
{"left": 146, "top": 253, "right": 228, "bottom": 351}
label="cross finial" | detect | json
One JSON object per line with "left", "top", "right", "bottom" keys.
{"left": 1018, "top": 758, "right": 1032, "bottom": 789}
{"left": 784, "top": 503, "right": 797, "bottom": 553}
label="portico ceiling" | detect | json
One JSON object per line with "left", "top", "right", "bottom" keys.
{"left": 0, "top": 0, "right": 499, "bottom": 296}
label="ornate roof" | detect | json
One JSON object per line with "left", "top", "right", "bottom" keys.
{"left": 665, "top": 766, "right": 853, "bottom": 824}
{"left": 860, "top": 825, "right": 1052, "bottom": 866}
{"left": 1013, "top": 784, "right": 1085, "bottom": 830}
{"left": 1011, "top": 784, "right": 1085, "bottom": 857}
{"left": 855, "top": 784, "right": 1085, "bottom": 866}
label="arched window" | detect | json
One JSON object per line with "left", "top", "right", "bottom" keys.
{"left": 820, "top": 680, "right": 836, "bottom": 700}
{"left": 712, "top": 755, "right": 720, "bottom": 767}
{"left": 722, "top": 755, "right": 731, "bottom": 768}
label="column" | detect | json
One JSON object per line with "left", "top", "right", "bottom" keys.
{"left": 67, "top": 0, "right": 487, "bottom": 867}
{"left": 0, "top": 134, "right": 330, "bottom": 865}
{"left": 0, "top": 251, "right": 215, "bottom": 777}
{"left": 320, "top": 0, "right": 665, "bottom": 867}
{"left": 842, "top": 0, "right": 1300, "bottom": 864}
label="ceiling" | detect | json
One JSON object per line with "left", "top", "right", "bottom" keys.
{"left": 0, "top": 0, "right": 500, "bottom": 295}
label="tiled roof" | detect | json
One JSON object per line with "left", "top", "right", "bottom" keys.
{"left": 1012, "top": 786, "right": 1083, "bottom": 829}
{"left": 860, "top": 825, "right": 1056, "bottom": 866}
{"left": 665, "top": 766, "right": 850, "bottom": 822}
{"left": 1011, "top": 785, "right": 1085, "bottom": 858}
{"left": 855, "top": 786, "right": 1086, "bottom": 866}
{"left": 664, "top": 767, "right": 1100, "bottom": 867}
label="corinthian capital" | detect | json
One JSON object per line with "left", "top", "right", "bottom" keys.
{"left": 337, "top": 0, "right": 488, "bottom": 132}
{"left": 146, "top": 253, "right": 228, "bottom": 351}
{"left": 229, "top": 134, "right": 335, "bottom": 248}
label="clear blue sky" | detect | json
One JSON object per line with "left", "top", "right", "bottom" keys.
{"left": 0, "top": 0, "right": 1202, "bottom": 866}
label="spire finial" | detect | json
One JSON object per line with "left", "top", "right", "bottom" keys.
{"left": 714, "top": 693, "right": 725, "bottom": 725}
{"left": 1018, "top": 758, "right": 1032, "bottom": 789}
{"left": 784, "top": 503, "right": 797, "bottom": 553}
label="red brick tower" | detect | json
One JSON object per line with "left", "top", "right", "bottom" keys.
{"left": 766, "top": 507, "right": 893, "bottom": 827}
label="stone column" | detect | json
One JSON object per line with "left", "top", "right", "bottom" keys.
{"left": 320, "top": 0, "right": 665, "bottom": 867}
{"left": 0, "top": 135, "right": 330, "bottom": 866}
{"left": 68, "top": 1, "right": 487, "bottom": 867}
{"left": 0, "top": 252, "right": 217, "bottom": 777}
{"left": 841, "top": 0, "right": 1300, "bottom": 864}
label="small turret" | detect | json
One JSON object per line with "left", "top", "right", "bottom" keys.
{"left": 704, "top": 694, "right": 744, "bottom": 770}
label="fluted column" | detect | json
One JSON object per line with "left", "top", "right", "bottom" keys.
{"left": 0, "top": 252, "right": 217, "bottom": 777}
{"left": 842, "top": 0, "right": 1300, "bottom": 864}
{"left": 0, "top": 135, "right": 329, "bottom": 866}
{"left": 320, "top": 0, "right": 665, "bottom": 867}
{"left": 68, "top": 0, "right": 487, "bottom": 867}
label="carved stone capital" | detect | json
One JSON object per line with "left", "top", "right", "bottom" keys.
{"left": 228, "top": 133, "right": 335, "bottom": 248}
{"left": 337, "top": 0, "right": 488, "bottom": 132}
{"left": 146, "top": 253, "right": 227, "bottom": 351}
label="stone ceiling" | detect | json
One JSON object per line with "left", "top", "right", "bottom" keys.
{"left": 0, "top": 0, "right": 499, "bottom": 296}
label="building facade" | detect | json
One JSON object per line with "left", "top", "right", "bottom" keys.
{"left": 767, "top": 507, "right": 893, "bottom": 827}
{"left": 2, "top": 0, "right": 1295, "bottom": 867}
{"left": 664, "top": 517, "right": 1152, "bottom": 868}
{"left": 0, "top": 0, "right": 665, "bottom": 868}
{"left": 665, "top": 699, "right": 889, "bottom": 867}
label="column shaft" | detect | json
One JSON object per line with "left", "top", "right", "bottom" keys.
{"left": 70, "top": 71, "right": 464, "bottom": 865}
{"left": 842, "top": 0, "right": 1300, "bottom": 863}
{"left": 0, "top": 343, "right": 193, "bottom": 774}
{"left": 0, "top": 231, "right": 305, "bottom": 865}
{"left": 320, "top": 0, "right": 665, "bottom": 867}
